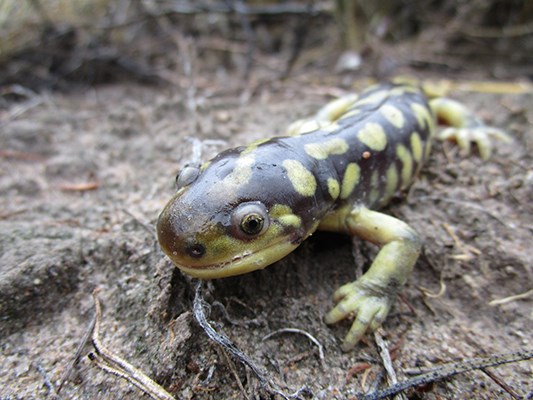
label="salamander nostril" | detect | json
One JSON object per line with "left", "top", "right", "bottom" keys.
{"left": 187, "top": 243, "right": 206, "bottom": 258}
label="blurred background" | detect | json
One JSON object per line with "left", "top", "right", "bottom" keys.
{"left": 1, "top": 0, "right": 532, "bottom": 101}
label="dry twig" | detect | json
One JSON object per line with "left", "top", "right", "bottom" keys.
{"left": 489, "top": 288, "right": 533, "bottom": 306}
{"left": 58, "top": 182, "right": 99, "bottom": 192}
{"left": 89, "top": 290, "right": 174, "bottom": 400}
{"left": 192, "top": 281, "right": 270, "bottom": 387}
{"left": 192, "top": 280, "right": 308, "bottom": 399}
{"left": 418, "top": 274, "right": 447, "bottom": 298}
{"left": 360, "top": 350, "right": 533, "bottom": 400}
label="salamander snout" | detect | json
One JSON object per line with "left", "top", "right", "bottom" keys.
{"left": 156, "top": 201, "right": 200, "bottom": 261}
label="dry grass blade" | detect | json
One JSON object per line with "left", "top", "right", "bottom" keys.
{"left": 89, "top": 290, "right": 174, "bottom": 400}
{"left": 489, "top": 288, "right": 533, "bottom": 306}
{"left": 370, "top": 330, "right": 406, "bottom": 400}
{"left": 57, "top": 314, "right": 96, "bottom": 393}
{"left": 361, "top": 350, "right": 533, "bottom": 400}
{"left": 262, "top": 327, "right": 325, "bottom": 364}
{"left": 481, "top": 368, "right": 523, "bottom": 400}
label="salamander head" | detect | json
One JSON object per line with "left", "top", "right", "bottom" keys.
{"left": 156, "top": 155, "right": 310, "bottom": 279}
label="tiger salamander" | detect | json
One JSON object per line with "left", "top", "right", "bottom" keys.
{"left": 157, "top": 83, "right": 507, "bottom": 351}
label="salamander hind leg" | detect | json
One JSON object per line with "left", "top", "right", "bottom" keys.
{"left": 324, "top": 206, "right": 421, "bottom": 351}
{"left": 430, "top": 97, "right": 511, "bottom": 160}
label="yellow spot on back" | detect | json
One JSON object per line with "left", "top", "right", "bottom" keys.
{"left": 357, "top": 123, "right": 388, "bottom": 151}
{"left": 316, "top": 93, "right": 359, "bottom": 122}
{"left": 396, "top": 144, "right": 414, "bottom": 188}
{"left": 241, "top": 138, "right": 270, "bottom": 155}
{"left": 286, "top": 119, "right": 315, "bottom": 136}
{"left": 270, "top": 204, "right": 302, "bottom": 228}
{"left": 304, "top": 138, "right": 349, "bottom": 160}
{"left": 356, "top": 90, "right": 388, "bottom": 106}
{"left": 339, "top": 108, "right": 361, "bottom": 120}
{"left": 370, "top": 170, "right": 379, "bottom": 186}
{"left": 269, "top": 204, "right": 292, "bottom": 217}
{"left": 223, "top": 154, "right": 254, "bottom": 188}
{"left": 381, "top": 105, "right": 405, "bottom": 129}
{"left": 321, "top": 122, "right": 341, "bottom": 133}
{"left": 411, "top": 103, "right": 434, "bottom": 133}
{"left": 383, "top": 165, "right": 399, "bottom": 204}
{"left": 410, "top": 132, "right": 423, "bottom": 163}
{"left": 340, "top": 163, "right": 361, "bottom": 199}
{"left": 278, "top": 214, "right": 302, "bottom": 228}
{"left": 365, "top": 170, "right": 380, "bottom": 207}
{"left": 368, "top": 188, "right": 380, "bottom": 206}
{"left": 327, "top": 178, "right": 340, "bottom": 200}
{"left": 390, "top": 86, "right": 419, "bottom": 96}
{"left": 282, "top": 159, "right": 316, "bottom": 197}
{"left": 286, "top": 119, "right": 340, "bottom": 135}
{"left": 295, "top": 120, "right": 321, "bottom": 135}
{"left": 425, "top": 139, "right": 432, "bottom": 159}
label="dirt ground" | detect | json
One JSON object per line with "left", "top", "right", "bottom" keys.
{"left": 1, "top": 61, "right": 532, "bottom": 399}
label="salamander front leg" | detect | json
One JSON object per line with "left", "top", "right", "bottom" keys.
{"left": 324, "top": 206, "right": 421, "bottom": 351}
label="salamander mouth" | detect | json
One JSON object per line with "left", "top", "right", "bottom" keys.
{"left": 187, "top": 250, "right": 255, "bottom": 270}
{"left": 167, "top": 238, "right": 299, "bottom": 279}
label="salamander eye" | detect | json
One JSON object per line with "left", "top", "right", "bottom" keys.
{"left": 231, "top": 202, "right": 270, "bottom": 239}
{"left": 175, "top": 164, "right": 200, "bottom": 189}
